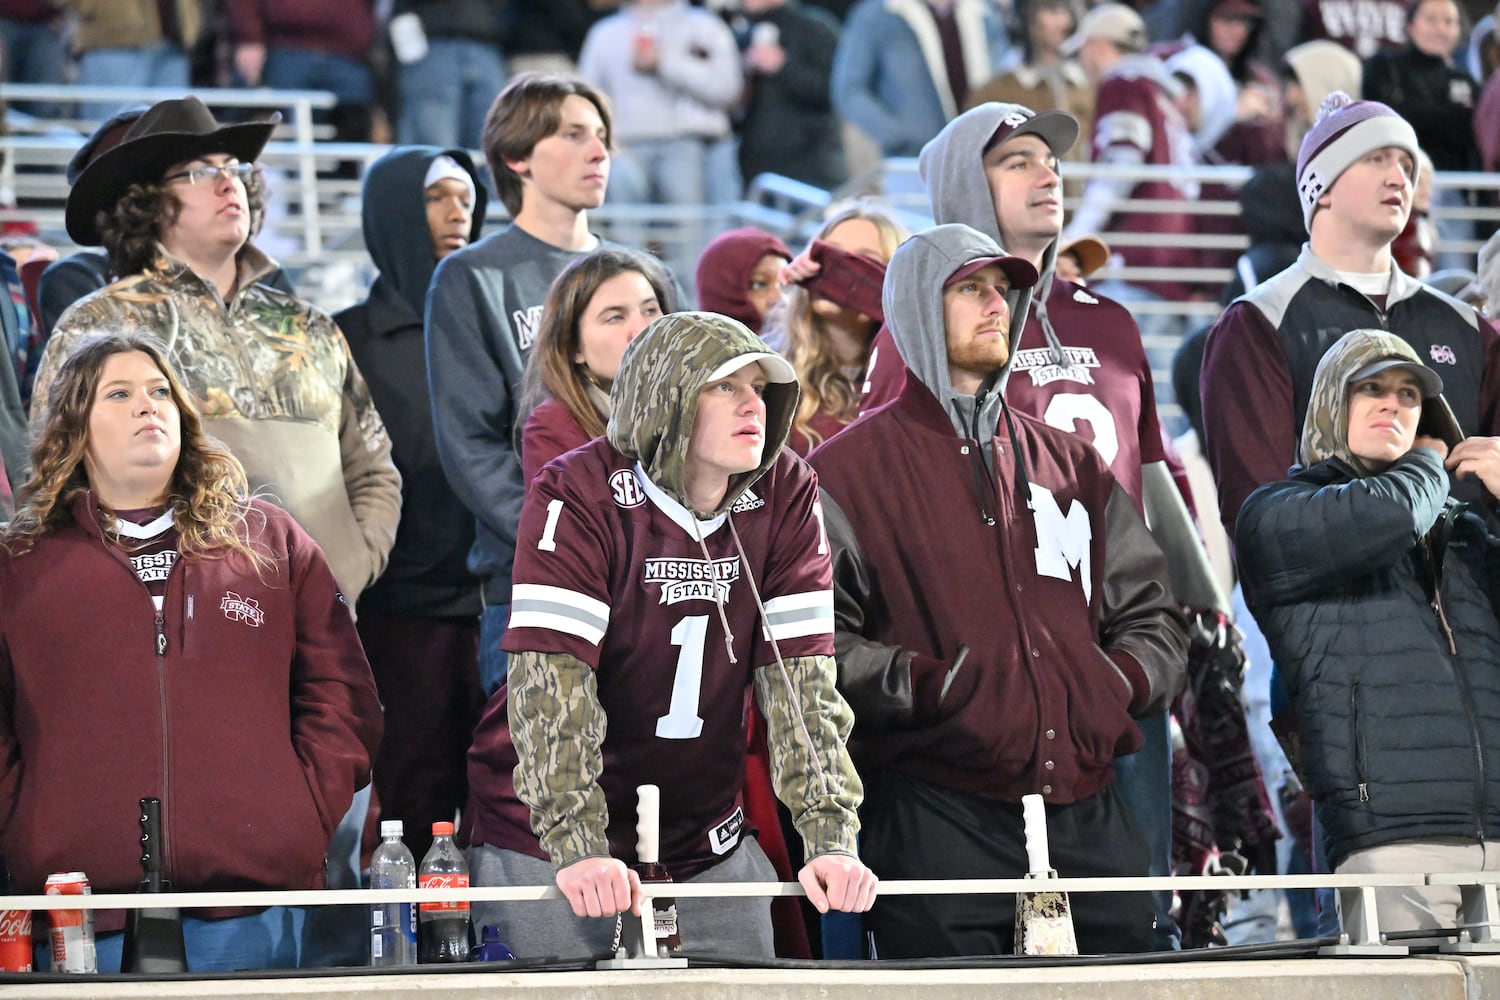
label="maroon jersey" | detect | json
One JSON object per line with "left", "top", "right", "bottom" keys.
{"left": 856, "top": 324, "right": 904, "bottom": 417}
{"left": 1004, "top": 277, "right": 1166, "bottom": 512}
{"left": 467, "top": 441, "right": 835, "bottom": 877}
{"left": 1089, "top": 61, "right": 1198, "bottom": 300}
{"left": 1301, "top": 0, "right": 1405, "bottom": 59}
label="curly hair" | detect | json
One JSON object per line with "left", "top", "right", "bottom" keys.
{"left": 764, "top": 201, "right": 908, "bottom": 450}
{"left": 516, "top": 247, "right": 677, "bottom": 446}
{"left": 97, "top": 167, "right": 269, "bottom": 278}
{"left": 4, "top": 332, "right": 271, "bottom": 572}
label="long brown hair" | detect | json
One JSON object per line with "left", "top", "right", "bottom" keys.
{"left": 517, "top": 247, "right": 677, "bottom": 444}
{"left": 764, "top": 201, "right": 908, "bottom": 450}
{"left": 5, "top": 332, "right": 270, "bottom": 570}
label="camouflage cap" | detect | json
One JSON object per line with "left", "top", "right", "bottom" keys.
{"left": 1301, "top": 329, "right": 1463, "bottom": 470}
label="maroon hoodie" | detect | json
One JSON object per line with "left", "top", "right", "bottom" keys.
{"left": 695, "top": 227, "right": 791, "bottom": 333}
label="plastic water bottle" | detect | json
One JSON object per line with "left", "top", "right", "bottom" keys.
{"left": 369, "top": 820, "right": 417, "bottom": 967}
{"left": 418, "top": 821, "right": 470, "bottom": 963}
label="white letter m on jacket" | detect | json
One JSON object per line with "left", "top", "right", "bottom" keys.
{"left": 1029, "top": 482, "right": 1093, "bottom": 601}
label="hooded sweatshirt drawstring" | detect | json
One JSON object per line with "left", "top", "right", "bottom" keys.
{"left": 1000, "top": 394, "right": 1036, "bottom": 512}
{"left": 690, "top": 515, "right": 738, "bottom": 665}
{"left": 726, "top": 513, "right": 833, "bottom": 801}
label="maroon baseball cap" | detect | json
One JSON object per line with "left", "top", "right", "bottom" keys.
{"left": 946, "top": 254, "right": 1040, "bottom": 289}
{"left": 983, "top": 107, "right": 1081, "bottom": 158}
{"left": 1211, "top": 0, "right": 1262, "bottom": 19}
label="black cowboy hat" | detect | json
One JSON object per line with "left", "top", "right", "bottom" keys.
{"left": 65, "top": 96, "right": 281, "bottom": 247}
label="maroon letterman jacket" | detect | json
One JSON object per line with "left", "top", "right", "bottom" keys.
{"left": 812, "top": 379, "right": 1186, "bottom": 805}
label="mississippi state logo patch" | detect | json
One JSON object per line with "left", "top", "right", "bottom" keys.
{"left": 1430, "top": 344, "right": 1457, "bottom": 365}
{"left": 220, "top": 591, "right": 264, "bottom": 627}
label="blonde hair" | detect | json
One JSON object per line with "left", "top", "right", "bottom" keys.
{"left": 5, "top": 332, "right": 271, "bottom": 572}
{"left": 765, "top": 200, "right": 908, "bottom": 449}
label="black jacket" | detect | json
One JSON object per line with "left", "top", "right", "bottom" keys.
{"left": 736, "top": 2, "right": 847, "bottom": 191}
{"left": 335, "top": 146, "right": 487, "bottom": 619}
{"left": 1237, "top": 450, "right": 1500, "bottom": 867}
{"left": 1363, "top": 45, "right": 1480, "bottom": 173}
{"left": 393, "top": 0, "right": 508, "bottom": 45}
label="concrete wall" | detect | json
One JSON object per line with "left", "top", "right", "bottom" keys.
{"left": 8, "top": 956, "right": 1500, "bottom": 1000}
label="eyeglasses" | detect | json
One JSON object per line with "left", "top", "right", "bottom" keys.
{"left": 161, "top": 162, "right": 257, "bottom": 186}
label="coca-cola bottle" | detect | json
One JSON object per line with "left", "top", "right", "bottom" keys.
{"left": 369, "top": 820, "right": 417, "bottom": 967}
{"left": 418, "top": 822, "right": 470, "bottom": 963}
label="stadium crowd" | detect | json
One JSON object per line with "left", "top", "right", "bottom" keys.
{"left": 1, "top": 0, "right": 1499, "bottom": 972}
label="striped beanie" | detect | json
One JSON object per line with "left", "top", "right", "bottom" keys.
{"left": 1295, "top": 91, "right": 1419, "bottom": 232}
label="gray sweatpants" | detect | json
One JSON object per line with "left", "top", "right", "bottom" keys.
{"left": 468, "top": 838, "right": 777, "bottom": 960}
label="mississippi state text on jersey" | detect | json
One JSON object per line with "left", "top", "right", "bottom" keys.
{"left": 467, "top": 441, "right": 834, "bottom": 877}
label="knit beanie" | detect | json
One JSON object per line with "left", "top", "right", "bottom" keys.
{"left": 694, "top": 227, "right": 792, "bottom": 333}
{"left": 1295, "top": 91, "right": 1420, "bottom": 232}
{"left": 423, "top": 154, "right": 477, "bottom": 205}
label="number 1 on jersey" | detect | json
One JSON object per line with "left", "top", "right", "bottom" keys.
{"left": 657, "top": 615, "right": 707, "bottom": 739}
{"left": 538, "top": 498, "right": 564, "bottom": 551}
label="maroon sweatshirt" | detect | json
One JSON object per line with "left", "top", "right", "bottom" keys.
{"left": 0, "top": 495, "right": 381, "bottom": 927}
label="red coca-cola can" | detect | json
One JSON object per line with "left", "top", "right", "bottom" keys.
{"left": 0, "top": 909, "right": 32, "bottom": 971}
{"left": 45, "top": 872, "right": 96, "bottom": 974}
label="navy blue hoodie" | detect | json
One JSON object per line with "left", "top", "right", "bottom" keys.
{"left": 335, "top": 146, "right": 488, "bottom": 617}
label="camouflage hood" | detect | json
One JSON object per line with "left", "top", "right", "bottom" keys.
{"left": 607, "top": 311, "right": 799, "bottom": 517}
{"left": 1300, "top": 329, "right": 1463, "bottom": 473}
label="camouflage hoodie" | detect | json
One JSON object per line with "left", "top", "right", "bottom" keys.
{"left": 1300, "top": 329, "right": 1464, "bottom": 475}
{"left": 608, "top": 311, "right": 799, "bottom": 518}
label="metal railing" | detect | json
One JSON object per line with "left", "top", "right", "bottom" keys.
{"left": 2, "top": 84, "right": 338, "bottom": 252}
{"left": 10, "top": 868, "right": 1500, "bottom": 963}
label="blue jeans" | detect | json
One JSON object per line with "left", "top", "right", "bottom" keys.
{"left": 398, "top": 39, "right": 506, "bottom": 151}
{"left": 0, "top": 17, "right": 66, "bottom": 117}
{"left": 1113, "top": 709, "right": 1178, "bottom": 949}
{"left": 478, "top": 601, "right": 510, "bottom": 698}
{"left": 298, "top": 782, "right": 374, "bottom": 967}
{"left": 75, "top": 43, "right": 189, "bottom": 120}
{"left": 261, "top": 49, "right": 374, "bottom": 105}
{"left": 608, "top": 135, "right": 740, "bottom": 206}
{"left": 35, "top": 907, "right": 307, "bottom": 973}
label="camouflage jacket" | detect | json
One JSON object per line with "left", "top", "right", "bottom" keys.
{"left": 35, "top": 247, "right": 401, "bottom": 601}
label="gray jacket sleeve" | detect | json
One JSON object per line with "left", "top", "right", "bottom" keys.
{"left": 1141, "top": 459, "right": 1229, "bottom": 613}
{"left": 424, "top": 254, "right": 526, "bottom": 555}
{"left": 1101, "top": 480, "right": 1189, "bottom": 714}
{"left": 822, "top": 489, "right": 964, "bottom": 729}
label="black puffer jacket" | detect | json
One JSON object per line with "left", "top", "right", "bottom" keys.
{"left": 1238, "top": 449, "right": 1500, "bottom": 868}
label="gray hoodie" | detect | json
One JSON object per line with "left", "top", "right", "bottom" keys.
{"left": 881, "top": 223, "right": 1037, "bottom": 446}
{"left": 919, "top": 102, "right": 1072, "bottom": 369}
{"left": 919, "top": 103, "right": 1231, "bottom": 614}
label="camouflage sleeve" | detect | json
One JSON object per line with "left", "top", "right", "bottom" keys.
{"left": 754, "top": 653, "right": 862, "bottom": 859}
{"left": 329, "top": 322, "right": 402, "bottom": 591}
{"left": 508, "top": 648, "right": 612, "bottom": 868}
{"left": 31, "top": 285, "right": 166, "bottom": 427}
{"left": 29, "top": 302, "right": 109, "bottom": 427}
